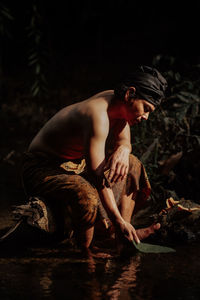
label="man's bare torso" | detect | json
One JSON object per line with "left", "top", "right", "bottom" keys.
{"left": 28, "top": 90, "right": 125, "bottom": 160}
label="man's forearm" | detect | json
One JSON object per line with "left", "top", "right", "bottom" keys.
{"left": 115, "top": 141, "right": 132, "bottom": 153}
{"left": 98, "top": 185, "right": 124, "bottom": 225}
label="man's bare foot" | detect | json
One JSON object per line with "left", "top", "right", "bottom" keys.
{"left": 136, "top": 223, "right": 161, "bottom": 241}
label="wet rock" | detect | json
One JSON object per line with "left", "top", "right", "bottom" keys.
{"left": 134, "top": 198, "right": 200, "bottom": 244}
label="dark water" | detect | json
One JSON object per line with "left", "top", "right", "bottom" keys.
{"left": 1, "top": 191, "right": 200, "bottom": 300}
{"left": 0, "top": 231, "right": 200, "bottom": 300}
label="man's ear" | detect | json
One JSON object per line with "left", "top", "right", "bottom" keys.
{"left": 124, "top": 87, "right": 136, "bottom": 102}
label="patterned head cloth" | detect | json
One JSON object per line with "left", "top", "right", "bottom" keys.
{"left": 115, "top": 65, "right": 168, "bottom": 106}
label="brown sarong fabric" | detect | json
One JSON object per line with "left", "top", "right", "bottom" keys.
{"left": 21, "top": 152, "right": 151, "bottom": 235}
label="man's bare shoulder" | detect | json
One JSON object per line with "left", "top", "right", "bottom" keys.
{"left": 81, "top": 90, "right": 113, "bottom": 136}
{"left": 75, "top": 90, "right": 112, "bottom": 118}
{"left": 52, "top": 90, "right": 113, "bottom": 118}
{"left": 88, "top": 92, "right": 113, "bottom": 116}
{"left": 89, "top": 90, "right": 114, "bottom": 99}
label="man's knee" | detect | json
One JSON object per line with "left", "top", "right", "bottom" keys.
{"left": 31, "top": 173, "right": 99, "bottom": 229}
{"left": 67, "top": 175, "right": 99, "bottom": 228}
{"left": 128, "top": 154, "right": 141, "bottom": 171}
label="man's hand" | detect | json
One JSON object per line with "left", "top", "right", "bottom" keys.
{"left": 106, "top": 145, "right": 130, "bottom": 183}
{"left": 116, "top": 220, "right": 140, "bottom": 244}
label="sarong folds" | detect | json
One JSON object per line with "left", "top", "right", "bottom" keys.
{"left": 22, "top": 152, "right": 151, "bottom": 235}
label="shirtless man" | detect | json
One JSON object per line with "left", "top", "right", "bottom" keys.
{"left": 22, "top": 66, "right": 167, "bottom": 251}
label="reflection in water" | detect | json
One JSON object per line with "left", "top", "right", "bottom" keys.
{"left": 37, "top": 254, "right": 98, "bottom": 298}
{"left": 39, "top": 266, "right": 53, "bottom": 297}
{"left": 27, "top": 251, "right": 140, "bottom": 300}
{"left": 106, "top": 256, "right": 140, "bottom": 300}
{"left": 1, "top": 242, "right": 200, "bottom": 299}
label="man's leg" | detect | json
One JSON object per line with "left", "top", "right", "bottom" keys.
{"left": 119, "top": 192, "right": 136, "bottom": 223}
{"left": 45, "top": 174, "right": 99, "bottom": 249}
{"left": 119, "top": 191, "right": 160, "bottom": 241}
{"left": 75, "top": 226, "right": 94, "bottom": 249}
{"left": 22, "top": 155, "right": 99, "bottom": 249}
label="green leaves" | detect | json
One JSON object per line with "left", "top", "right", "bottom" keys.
{"left": 171, "top": 91, "right": 200, "bottom": 121}
{"left": 0, "top": 2, "right": 13, "bottom": 37}
{"left": 131, "top": 55, "right": 200, "bottom": 205}
{"left": 132, "top": 240, "right": 176, "bottom": 253}
{"left": 27, "top": 3, "right": 48, "bottom": 99}
{"left": 0, "top": 3, "right": 13, "bottom": 21}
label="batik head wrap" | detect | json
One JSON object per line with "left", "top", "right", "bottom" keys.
{"left": 114, "top": 65, "right": 168, "bottom": 106}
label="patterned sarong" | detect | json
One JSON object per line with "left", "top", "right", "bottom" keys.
{"left": 21, "top": 152, "right": 151, "bottom": 235}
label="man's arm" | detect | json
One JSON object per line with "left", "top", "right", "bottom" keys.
{"left": 107, "top": 121, "right": 132, "bottom": 183}
{"left": 115, "top": 121, "right": 132, "bottom": 151}
{"left": 85, "top": 113, "right": 139, "bottom": 243}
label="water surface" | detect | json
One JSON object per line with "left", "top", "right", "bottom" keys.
{"left": 0, "top": 191, "right": 200, "bottom": 300}
{"left": 0, "top": 229, "right": 200, "bottom": 300}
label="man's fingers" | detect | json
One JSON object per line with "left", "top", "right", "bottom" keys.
{"left": 113, "top": 164, "right": 123, "bottom": 182}
{"left": 113, "top": 171, "right": 128, "bottom": 183}
{"left": 107, "top": 155, "right": 129, "bottom": 183}
{"left": 121, "top": 165, "right": 128, "bottom": 181}
{"left": 109, "top": 162, "right": 120, "bottom": 182}
{"left": 112, "top": 173, "right": 122, "bottom": 183}
{"left": 109, "top": 159, "right": 119, "bottom": 177}
{"left": 112, "top": 163, "right": 128, "bottom": 183}
{"left": 124, "top": 227, "right": 140, "bottom": 244}
{"left": 128, "top": 228, "right": 140, "bottom": 244}
{"left": 108, "top": 167, "right": 116, "bottom": 181}
{"left": 133, "top": 231, "right": 140, "bottom": 244}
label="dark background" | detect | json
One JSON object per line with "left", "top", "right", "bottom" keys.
{"left": 2, "top": 0, "right": 200, "bottom": 96}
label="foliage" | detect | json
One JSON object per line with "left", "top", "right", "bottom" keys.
{"left": 27, "top": 2, "right": 48, "bottom": 99}
{"left": 0, "top": 2, "right": 14, "bottom": 104}
{"left": 131, "top": 55, "right": 200, "bottom": 204}
{"left": 0, "top": 2, "right": 48, "bottom": 101}
{"left": 0, "top": 2, "right": 13, "bottom": 37}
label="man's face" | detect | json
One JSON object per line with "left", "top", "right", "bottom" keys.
{"left": 126, "top": 99, "right": 155, "bottom": 126}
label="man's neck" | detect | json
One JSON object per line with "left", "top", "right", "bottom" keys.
{"left": 107, "top": 97, "right": 127, "bottom": 120}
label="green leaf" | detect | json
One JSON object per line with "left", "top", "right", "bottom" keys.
{"left": 179, "top": 91, "right": 200, "bottom": 102}
{"left": 191, "top": 103, "right": 199, "bottom": 118}
{"left": 35, "top": 64, "right": 40, "bottom": 74}
{"left": 32, "top": 86, "right": 39, "bottom": 97}
{"left": 0, "top": 4, "right": 14, "bottom": 21}
{"left": 175, "top": 72, "right": 181, "bottom": 82}
{"left": 167, "top": 70, "right": 174, "bottom": 79}
{"left": 30, "top": 80, "right": 39, "bottom": 92}
{"left": 28, "top": 52, "right": 37, "bottom": 60}
{"left": 35, "top": 35, "right": 41, "bottom": 44}
{"left": 2, "top": 9, "right": 14, "bottom": 20}
{"left": 28, "top": 58, "right": 38, "bottom": 66}
{"left": 191, "top": 135, "right": 200, "bottom": 145}
{"left": 132, "top": 240, "right": 176, "bottom": 253}
{"left": 176, "top": 94, "right": 191, "bottom": 104}
{"left": 176, "top": 105, "right": 190, "bottom": 121}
